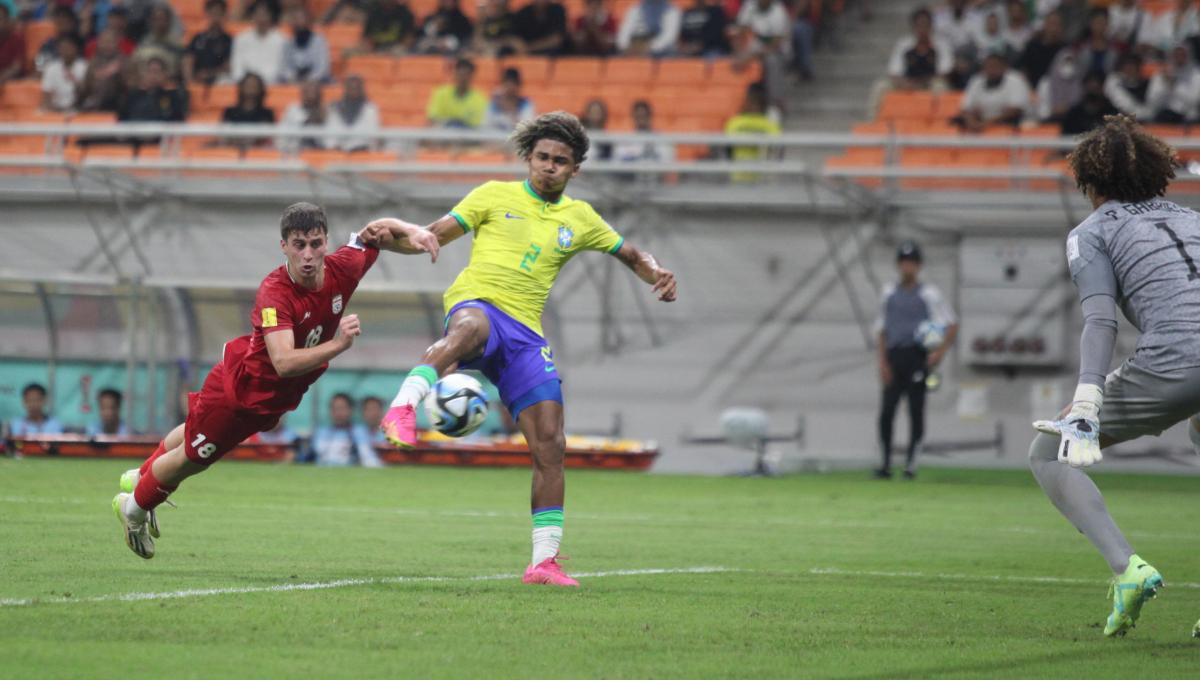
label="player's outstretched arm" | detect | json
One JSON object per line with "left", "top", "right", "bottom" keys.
{"left": 364, "top": 216, "right": 467, "bottom": 262}
{"left": 265, "top": 314, "right": 362, "bottom": 378}
{"left": 613, "top": 242, "right": 677, "bottom": 302}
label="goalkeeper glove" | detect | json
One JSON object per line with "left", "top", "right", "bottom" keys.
{"left": 1033, "top": 384, "right": 1103, "bottom": 468}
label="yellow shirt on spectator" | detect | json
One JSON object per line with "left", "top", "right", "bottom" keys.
{"left": 426, "top": 85, "right": 488, "bottom": 128}
{"left": 724, "top": 113, "right": 782, "bottom": 162}
{"left": 444, "top": 180, "right": 624, "bottom": 336}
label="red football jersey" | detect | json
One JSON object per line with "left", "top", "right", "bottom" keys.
{"left": 220, "top": 237, "right": 380, "bottom": 414}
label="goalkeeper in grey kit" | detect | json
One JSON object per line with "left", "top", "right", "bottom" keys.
{"left": 1029, "top": 115, "right": 1200, "bottom": 637}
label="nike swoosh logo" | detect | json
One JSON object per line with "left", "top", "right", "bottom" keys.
{"left": 505, "top": 212, "right": 525, "bottom": 220}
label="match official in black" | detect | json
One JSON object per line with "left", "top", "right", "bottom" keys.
{"left": 875, "top": 241, "right": 958, "bottom": 479}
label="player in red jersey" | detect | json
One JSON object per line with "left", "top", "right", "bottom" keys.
{"left": 112, "top": 202, "right": 438, "bottom": 559}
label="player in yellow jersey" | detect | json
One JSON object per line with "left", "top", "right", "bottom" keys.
{"left": 370, "top": 112, "right": 677, "bottom": 586}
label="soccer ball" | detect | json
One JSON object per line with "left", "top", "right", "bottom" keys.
{"left": 424, "top": 373, "right": 489, "bottom": 438}
{"left": 915, "top": 320, "right": 946, "bottom": 350}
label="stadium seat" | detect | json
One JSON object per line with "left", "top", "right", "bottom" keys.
{"left": 552, "top": 58, "right": 604, "bottom": 83}
{"left": 1, "top": 81, "right": 41, "bottom": 109}
{"left": 66, "top": 112, "right": 118, "bottom": 125}
{"left": 381, "top": 110, "right": 426, "bottom": 127}
{"left": 396, "top": 55, "right": 449, "bottom": 84}
{"left": 709, "top": 59, "right": 761, "bottom": 88}
{"left": 0, "top": 136, "right": 49, "bottom": 155}
{"left": 603, "top": 58, "right": 655, "bottom": 85}
{"left": 655, "top": 60, "right": 708, "bottom": 86}
{"left": 345, "top": 55, "right": 397, "bottom": 84}
{"left": 501, "top": 57, "right": 551, "bottom": 86}
{"left": 23, "top": 21, "right": 54, "bottom": 68}
{"left": 300, "top": 149, "right": 350, "bottom": 168}
{"left": 268, "top": 84, "right": 301, "bottom": 110}
{"left": 877, "top": 91, "right": 936, "bottom": 122}
{"left": 933, "top": 92, "right": 964, "bottom": 119}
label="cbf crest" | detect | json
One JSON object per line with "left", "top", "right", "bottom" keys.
{"left": 332, "top": 294, "right": 343, "bottom": 314}
{"left": 557, "top": 225, "right": 574, "bottom": 249}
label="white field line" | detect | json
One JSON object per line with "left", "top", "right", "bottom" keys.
{"left": 5, "top": 495, "right": 1198, "bottom": 543}
{"left": 806, "top": 566, "right": 1200, "bottom": 590}
{"left": 0, "top": 567, "right": 733, "bottom": 608}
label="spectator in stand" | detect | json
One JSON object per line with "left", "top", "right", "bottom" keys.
{"left": 305, "top": 393, "right": 383, "bottom": 467}
{"left": 78, "top": 27, "right": 127, "bottom": 111}
{"left": 791, "top": 0, "right": 814, "bottom": 81}
{"left": 37, "top": 5, "right": 81, "bottom": 74}
{"left": 612, "top": 100, "right": 673, "bottom": 163}
{"left": 679, "top": 0, "right": 728, "bottom": 58}
{"left": 972, "top": 10, "right": 1015, "bottom": 63}
{"left": 231, "top": 0, "right": 286, "bottom": 82}
{"left": 1147, "top": 43, "right": 1200, "bottom": 124}
{"left": 724, "top": 82, "right": 781, "bottom": 178}
{"left": 11, "top": 383, "right": 64, "bottom": 436}
{"left": 1107, "top": 0, "right": 1147, "bottom": 54}
{"left": 415, "top": 0, "right": 473, "bottom": 55}
{"left": 735, "top": 0, "right": 790, "bottom": 108}
{"left": 135, "top": 3, "right": 183, "bottom": 79}
{"left": 934, "top": 0, "right": 982, "bottom": 55}
{"left": 1036, "top": 48, "right": 1083, "bottom": 124}
{"left": 579, "top": 98, "right": 611, "bottom": 160}
{"left": 0, "top": 5, "right": 23, "bottom": 85}
{"left": 281, "top": 7, "right": 330, "bottom": 82}
{"left": 326, "top": 74, "right": 380, "bottom": 151}
{"left": 474, "top": 0, "right": 521, "bottom": 57}
{"left": 354, "top": 395, "right": 387, "bottom": 446}
{"left": 616, "top": 0, "right": 681, "bottom": 57}
{"left": 426, "top": 57, "right": 486, "bottom": 128}
{"left": 85, "top": 6, "right": 134, "bottom": 58}
{"left": 485, "top": 66, "right": 535, "bottom": 131}
{"left": 1016, "top": 9, "right": 1065, "bottom": 88}
{"left": 1141, "top": 0, "right": 1200, "bottom": 58}
{"left": 252, "top": 415, "right": 300, "bottom": 461}
{"left": 119, "top": 56, "right": 186, "bottom": 121}
{"left": 360, "top": 0, "right": 416, "bottom": 55}
{"left": 86, "top": 388, "right": 130, "bottom": 436}
{"left": 278, "top": 78, "right": 327, "bottom": 151}
{"left": 886, "top": 8, "right": 953, "bottom": 91}
{"left": 1076, "top": 8, "right": 1115, "bottom": 78}
{"left": 1045, "top": 0, "right": 1090, "bottom": 44}
{"left": 572, "top": 0, "right": 616, "bottom": 57}
{"left": 1061, "top": 69, "right": 1117, "bottom": 135}
{"left": 1003, "top": 0, "right": 1032, "bottom": 52}
{"left": 221, "top": 71, "right": 274, "bottom": 149}
{"left": 183, "top": 0, "right": 232, "bottom": 85}
{"left": 946, "top": 51, "right": 977, "bottom": 91}
{"left": 514, "top": 0, "right": 568, "bottom": 56}
{"left": 953, "top": 51, "right": 1031, "bottom": 132}
{"left": 1105, "top": 52, "right": 1151, "bottom": 120}
{"left": 41, "top": 34, "right": 86, "bottom": 112}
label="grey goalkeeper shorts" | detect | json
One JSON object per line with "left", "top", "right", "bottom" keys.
{"left": 1101, "top": 359, "right": 1200, "bottom": 445}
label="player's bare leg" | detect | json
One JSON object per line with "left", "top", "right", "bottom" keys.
{"left": 382, "top": 307, "right": 490, "bottom": 447}
{"left": 518, "top": 399, "right": 577, "bottom": 587}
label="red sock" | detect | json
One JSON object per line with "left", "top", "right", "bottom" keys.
{"left": 133, "top": 465, "right": 177, "bottom": 512}
{"left": 139, "top": 441, "right": 168, "bottom": 476}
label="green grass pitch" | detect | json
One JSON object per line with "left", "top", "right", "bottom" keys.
{"left": 2, "top": 457, "right": 1199, "bottom": 679}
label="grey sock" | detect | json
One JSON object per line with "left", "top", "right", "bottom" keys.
{"left": 1028, "top": 433, "right": 1133, "bottom": 574}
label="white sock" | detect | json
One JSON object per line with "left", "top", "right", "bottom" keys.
{"left": 531, "top": 526, "right": 562, "bottom": 565}
{"left": 390, "top": 366, "right": 437, "bottom": 409}
{"left": 123, "top": 494, "right": 148, "bottom": 522}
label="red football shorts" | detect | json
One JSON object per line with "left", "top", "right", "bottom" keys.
{"left": 184, "top": 365, "right": 281, "bottom": 465}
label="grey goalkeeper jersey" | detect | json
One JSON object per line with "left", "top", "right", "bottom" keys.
{"left": 1068, "top": 199, "right": 1200, "bottom": 374}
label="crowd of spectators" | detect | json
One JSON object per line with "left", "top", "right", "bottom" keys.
{"left": 885, "top": 0, "right": 1200, "bottom": 135}
{"left": 0, "top": 0, "right": 844, "bottom": 138}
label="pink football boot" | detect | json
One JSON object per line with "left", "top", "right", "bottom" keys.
{"left": 523, "top": 556, "right": 580, "bottom": 587}
{"left": 380, "top": 404, "right": 418, "bottom": 449}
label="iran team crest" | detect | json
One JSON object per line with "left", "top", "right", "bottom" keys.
{"left": 332, "top": 294, "right": 343, "bottom": 314}
{"left": 557, "top": 225, "right": 574, "bottom": 249}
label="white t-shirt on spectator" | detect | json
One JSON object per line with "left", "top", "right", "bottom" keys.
{"left": 231, "top": 28, "right": 287, "bottom": 83}
{"left": 616, "top": 2, "right": 682, "bottom": 55}
{"left": 1108, "top": 5, "right": 1147, "bottom": 45}
{"left": 1147, "top": 69, "right": 1200, "bottom": 120}
{"left": 1104, "top": 74, "right": 1153, "bottom": 120}
{"left": 277, "top": 103, "right": 327, "bottom": 152}
{"left": 934, "top": 5, "right": 983, "bottom": 51}
{"left": 737, "top": 1, "right": 790, "bottom": 45}
{"left": 41, "top": 58, "right": 87, "bottom": 110}
{"left": 961, "top": 70, "right": 1032, "bottom": 122}
{"left": 886, "top": 35, "right": 954, "bottom": 79}
{"left": 1141, "top": 9, "right": 1200, "bottom": 52}
{"left": 325, "top": 101, "right": 381, "bottom": 152}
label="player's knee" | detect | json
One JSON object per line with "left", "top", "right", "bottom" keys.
{"left": 529, "top": 431, "right": 566, "bottom": 467}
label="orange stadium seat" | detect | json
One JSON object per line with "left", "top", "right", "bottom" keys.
{"left": 268, "top": 83, "right": 301, "bottom": 109}
{"left": 878, "top": 91, "right": 935, "bottom": 122}
{"left": 1, "top": 80, "right": 41, "bottom": 109}
{"left": 23, "top": 21, "right": 55, "bottom": 67}
{"left": 933, "top": 92, "right": 964, "bottom": 119}
{"left": 0, "top": 136, "right": 49, "bottom": 155}
{"left": 603, "top": 58, "right": 655, "bottom": 85}
{"left": 381, "top": 110, "right": 426, "bottom": 127}
{"left": 344, "top": 55, "right": 397, "bottom": 83}
{"left": 325, "top": 23, "right": 364, "bottom": 57}
{"left": 709, "top": 59, "right": 761, "bottom": 88}
{"left": 552, "top": 58, "right": 604, "bottom": 83}
{"left": 655, "top": 59, "right": 708, "bottom": 86}
{"left": 301, "top": 149, "right": 351, "bottom": 168}
{"left": 501, "top": 57, "right": 551, "bottom": 86}
{"left": 66, "top": 112, "right": 118, "bottom": 125}
{"left": 396, "top": 55, "right": 449, "bottom": 84}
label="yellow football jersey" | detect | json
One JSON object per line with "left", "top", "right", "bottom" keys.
{"left": 444, "top": 180, "right": 624, "bottom": 336}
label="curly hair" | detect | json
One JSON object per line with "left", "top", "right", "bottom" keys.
{"left": 1068, "top": 114, "right": 1177, "bottom": 203}
{"left": 510, "top": 111, "right": 590, "bottom": 164}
